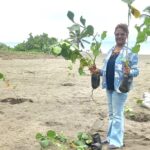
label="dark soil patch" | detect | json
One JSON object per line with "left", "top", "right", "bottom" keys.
{"left": 126, "top": 112, "right": 150, "bottom": 122}
{"left": 0, "top": 98, "right": 33, "bottom": 105}
{"left": 61, "top": 82, "right": 75, "bottom": 86}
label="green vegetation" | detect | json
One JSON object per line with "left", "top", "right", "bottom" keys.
{"left": 50, "top": 11, "right": 107, "bottom": 75}
{"left": 0, "top": 73, "right": 4, "bottom": 80}
{"left": 14, "top": 33, "right": 58, "bottom": 52}
{"left": 36, "top": 130, "right": 93, "bottom": 150}
{"left": 0, "top": 1, "right": 150, "bottom": 149}
{"left": 0, "top": 33, "right": 58, "bottom": 53}
{"left": 0, "top": 42, "right": 10, "bottom": 50}
{"left": 35, "top": 1, "right": 150, "bottom": 149}
{"left": 122, "top": 0, "right": 150, "bottom": 53}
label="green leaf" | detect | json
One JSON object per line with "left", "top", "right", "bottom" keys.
{"left": 136, "top": 99, "right": 144, "bottom": 105}
{"left": 40, "top": 139, "right": 50, "bottom": 148}
{"left": 78, "top": 67, "right": 86, "bottom": 75}
{"left": 68, "top": 62, "right": 73, "bottom": 70}
{"left": 144, "top": 28, "right": 150, "bottom": 36}
{"left": 144, "top": 17, "right": 150, "bottom": 26}
{"left": 101, "top": 31, "right": 107, "bottom": 40}
{"left": 85, "top": 139, "right": 92, "bottom": 144}
{"left": 81, "top": 133, "right": 89, "bottom": 140}
{"left": 68, "top": 24, "right": 80, "bottom": 32}
{"left": 52, "top": 46, "right": 62, "bottom": 55}
{"left": 86, "top": 25, "right": 94, "bottom": 36}
{"left": 77, "top": 146, "right": 87, "bottom": 150}
{"left": 125, "top": 106, "right": 133, "bottom": 114}
{"left": 56, "top": 134, "right": 67, "bottom": 143}
{"left": 121, "top": 0, "right": 135, "bottom": 5}
{"left": 91, "top": 42, "right": 101, "bottom": 57}
{"left": 81, "top": 26, "right": 94, "bottom": 38}
{"left": 69, "top": 31, "right": 76, "bottom": 38}
{"left": 135, "top": 25, "right": 141, "bottom": 32}
{"left": 80, "top": 16, "right": 86, "bottom": 26}
{"left": 0, "top": 73, "right": 4, "bottom": 80}
{"left": 67, "top": 11, "right": 74, "bottom": 22}
{"left": 143, "top": 6, "right": 150, "bottom": 14}
{"left": 74, "top": 140, "right": 85, "bottom": 146}
{"left": 132, "top": 44, "right": 140, "bottom": 53}
{"left": 61, "top": 48, "right": 71, "bottom": 60}
{"left": 70, "top": 50, "right": 81, "bottom": 63}
{"left": 36, "top": 133, "right": 44, "bottom": 140}
{"left": 47, "top": 130, "right": 56, "bottom": 139}
{"left": 80, "top": 58, "right": 91, "bottom": 68}
{"left": 80, "top": 30, "right": 88, "bottom": 38}
{"left": 136, "top": 31, "right": 146, "bottom": 43}
{"left": 77, "top": 132, "right": 83, "bottom": 140}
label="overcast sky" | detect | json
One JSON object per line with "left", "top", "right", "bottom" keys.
{"left": 0, "top": 0, "right": 149, "bottom": 43}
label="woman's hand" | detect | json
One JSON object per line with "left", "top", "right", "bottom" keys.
{"left": 89, "top": 65, "right": 100, "bottom": 74}
{"left": 124, "top": 66, "right": 130, "bottom": 74}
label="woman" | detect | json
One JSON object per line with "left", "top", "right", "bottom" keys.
{"left": 90, "top": 23, "right": 139, "bottom": 149}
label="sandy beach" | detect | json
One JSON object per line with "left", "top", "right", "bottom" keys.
{"left": 0, "top": 52, "right": 150, "bottom": 150}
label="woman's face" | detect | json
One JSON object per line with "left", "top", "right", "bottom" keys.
{"left": 115, "top": 28, "right": 128, "bottom": 47}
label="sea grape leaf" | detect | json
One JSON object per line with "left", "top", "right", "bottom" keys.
{"left": 61, "top": 48, "right": 72, "bottom": 60}
{"left": 78, "top": 67, "right": 86, "bottom": 75}
{"left": 80, "top": 29, "right": 89, "bottom": 38}
{"left": 70, "top": 50, "right": 81, "bottom": 63}
{"left": 80, "top": 25, "right": 94, "bottom": 38}
{"left": 40, "top": 139, "right": 50, "bottom": 148}
{"left": 52, "top": 46, "right": 62, "bottom": 55}
{"left": 68, "top": 24, "right": 80, "bottom": 32}
{"left": 121, "top": 0, "right": 135, "bottom": 5}
{"left": 136, "top": 98, "right": 144, "bottom": 105}
{"left": 86, "top": 25, "right": 94, "bottom": 36}
{"left": 80, "top": 133, "right": 89, "bottom": 140}
{"left": 143, "top": 6, "right": 150, "bottom": 14}
{"left": 60, "top": 42, "right": 72, "bottom": 60}
{"left": 67, "top": 11, "right": 74, "bottom": 22}
{"left": 85, "top": 139, "right": 93, "bottom": 144}
{"left": 74, "top": 140, "right": 85, "bottom": 146}
{"left": 77, "top": 132, "right": 83, "bottom": 140}
{"left": 131, "top": 6, "right": 141, "bottom": 18}
{"left": 144, "top": 17, "right": 150, "bottom": 26}
{"left": 80, "top": 58, "right": 88, "bottom": 67}
{"left": 78, "top": 58, "right": 90, "bottom": 75}
{"left": 91, "top": 42, "right": 101, "bottom": 57}
{"left": 0, "top": 73, "right": 4, "bottom": 80}
{"left": 135, "top": 25, "right": 141, "bottom": 32}
{"left": 69, "top": 31, "right": 76, "bottom": 38}
{"left": 143, "top": 28, "right": 150, "bottom": 36}
{"left": 47, "top": 130, "right": 56, "bottom": 139}
{"left": 101, "top": 31, "right": 107, "bottom": 40}
{"left": 80, "top": 16, "right": 86, "bottom": 26}
{"left": 36, "top": 133, "right": 44, "bottom": 140}
{"left": 132, "top": 44, "right": 140, "bottom": 53}
{"left": 136, "top": 31, "right": 146, "bottom": 43}
{"left": 56, "top": 133, "right": 67, "bottom": 143}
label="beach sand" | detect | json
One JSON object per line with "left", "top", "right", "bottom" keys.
{"left": 0, "top": 52, "right": 150, "bottom": 150}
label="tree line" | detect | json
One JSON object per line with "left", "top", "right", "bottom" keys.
{"left": 0, "top": 33, "right": 58, "bottom": 52}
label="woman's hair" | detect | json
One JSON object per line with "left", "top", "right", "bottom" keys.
{"left": 114, "top": 23, "right": 129, "bottom": 35}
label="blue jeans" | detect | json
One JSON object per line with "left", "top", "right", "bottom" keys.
{"left": 106, "top": 90, "right": 127, "bottom": 147}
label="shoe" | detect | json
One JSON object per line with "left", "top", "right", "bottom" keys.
{"left": 108, "top": 144, "right": 119, "bottom": 149}
{"left": 102, "top": 140, "right": 109, "bottom": 144}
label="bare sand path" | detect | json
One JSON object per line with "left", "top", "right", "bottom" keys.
{"left": 0, "top": 53, "right": 150, "bottom": 150}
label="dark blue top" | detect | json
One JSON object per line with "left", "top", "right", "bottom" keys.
{"left": 106, "top": 53, "right": 119, "bottom": 90}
